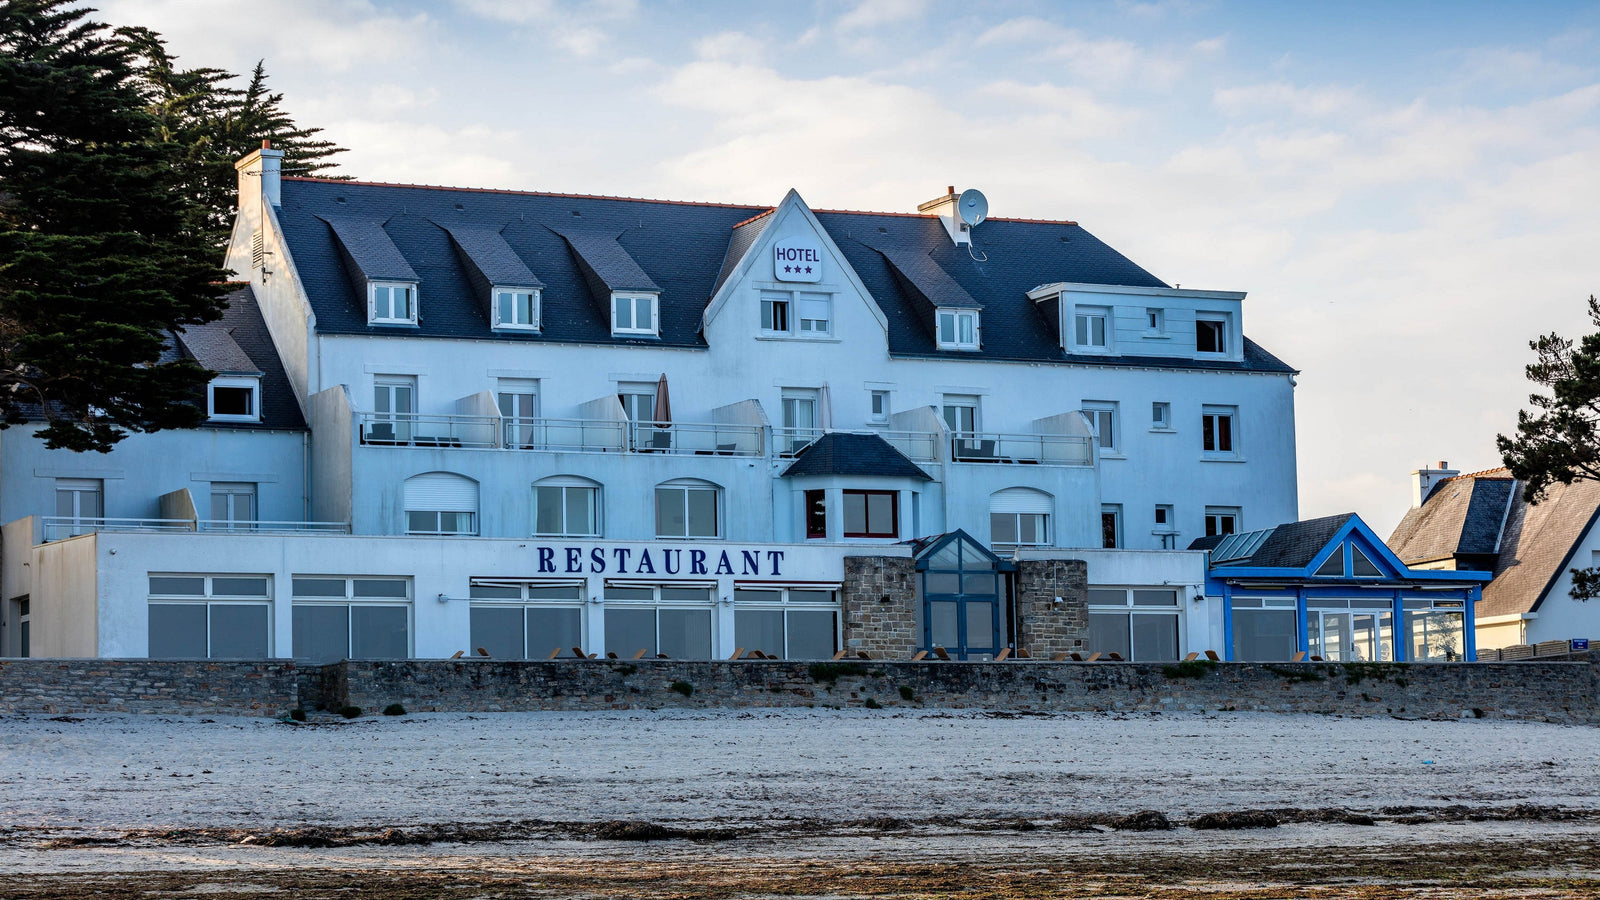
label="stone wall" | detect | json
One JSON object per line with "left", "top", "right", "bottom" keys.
{"left": 840, "top": 556, "right": 917, "bottom": 656}
{"left": 3, "top": 656, "right": 1598, "bottom": 725}
{"left": 0, "top": 658, "right": 300, "bottom": 715}
{"left": 1014, "top": 558, "right": 1088, "bottom": 656}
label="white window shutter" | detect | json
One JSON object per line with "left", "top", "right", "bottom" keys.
{"left": 404, "top": 473, "right": 478, "bottom": 512}
{"left": 990, "top": 488, "right": 1052, "bottom": 515}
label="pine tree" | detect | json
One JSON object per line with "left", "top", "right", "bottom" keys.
{"left": 0, "top": 0, "right": 227, "bottom": 451}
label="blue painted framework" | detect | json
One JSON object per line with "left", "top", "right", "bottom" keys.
{"left": 913, "top": 530, "right": 1015, "bottom": 660}
{"left": 1205, "top": 516, "right": 1490, "bottom": 662}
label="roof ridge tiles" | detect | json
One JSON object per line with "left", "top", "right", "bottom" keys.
{"left": 730, "top": 208, "right": 777, "bottom": 229}
{"left": 1446, "top": 466, "right": 1513, "bottom": 481}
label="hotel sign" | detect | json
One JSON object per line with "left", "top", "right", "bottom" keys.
{"left": 531, "top": 544, "right": 787, "bottom": 577}
{"left": 773, "top": 238, "right": 823, "bottom": 283}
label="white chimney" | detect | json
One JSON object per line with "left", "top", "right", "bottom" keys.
{"left": 917, "top": 185, "right": 970, "bottom": 245}
{"left": 1411, "top": 460, "right": 1459, "bottom": 508}
{"left": 235, "top": 139, "right": 284, "bottom": 209}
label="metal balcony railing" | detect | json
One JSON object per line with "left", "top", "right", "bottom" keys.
{"left": 41, "top": 517, "right": 351, "bottom": 542}
{"left": 358, "top": 413, "right": 500, "bottom": 449}
{"left": 949, "top": 431, "right": 1092, "bottom": 466}
{"left": 772, "top": 426, "right": 825, "bottom": 457}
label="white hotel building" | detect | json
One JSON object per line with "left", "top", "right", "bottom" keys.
{"left": 0, "top": 147, "right": 1300, "bottom": 664}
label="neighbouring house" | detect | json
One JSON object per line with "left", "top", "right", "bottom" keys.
{"left": 1389, "top": 463, "right": 1600, "bottom": 651}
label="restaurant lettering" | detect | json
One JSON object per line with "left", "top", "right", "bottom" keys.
{"left": 534, "top": 545, "right": 785, "bottom": 577}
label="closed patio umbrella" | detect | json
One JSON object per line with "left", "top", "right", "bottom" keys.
{"left": 818, "top": 382, "right": 833, "bottom": 431}
{"left": 653, "top": 373, "right": 672, "bottom": 426}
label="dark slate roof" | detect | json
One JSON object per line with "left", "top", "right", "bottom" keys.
{"left": 877, "top": 245, "right": 981, "bottom": 309}
{"left": 179, "top": 284, "right": 305, "bottom": 431}
{"left": 781, "top": 432, "right": 932, "bottom": 480}
{"left": 1392, "top": 468, "right": 1600, "bottom": 618}
{"left": 1193, "top": 513, "right": 1355, "bottom": 569}
{"left": 323, "top": 216, "right": 418, "bottom": 281}
{"left": 440, "top": 223, "right": 543, "bottom": 288}
{"left": 274, "top": 177, "right": 1296, "bottom": 372}
{"left": 176, "top": 324, "right": 258, "bottom": 375}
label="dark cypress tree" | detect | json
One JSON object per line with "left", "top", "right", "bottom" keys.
{"left": 0, "top": 0, "right": 226, "bottom": 451}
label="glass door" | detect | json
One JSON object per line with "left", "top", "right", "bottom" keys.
{"left": 617, "top": 385, "right": 656, "bottom": 449}
{"left": 1309, "top": 610, "right": 1392, "bottom": 661}
{"left": 498, "top": 380, "right": 539, "bottom": 448}
{"left": 374, "top": 379, "right": 415, "bottom": 443}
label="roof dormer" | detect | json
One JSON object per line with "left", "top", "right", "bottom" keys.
{"left": 441, "top": 222, "right": 545, "bottom": 333}
{"left": 555, "top": 227, "right": 662, "bottom": 339}
{"left": 322, "top": 216, "right": 421, "bottom": 327}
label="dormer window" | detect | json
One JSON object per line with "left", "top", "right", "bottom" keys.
{"left": 937, "top": 309, "right": 979, "bottom": 350}
{"left": 208, "top": 376, "right": 261, "bottom": 423}
{"left": 1196, "top": 315, "right": 1229, "bottom": 354}
{"left": 611, "top": 292, "right": 658, "bottom": 336}
{"left": 1073, "top": 305, "right": 1110, "bottom": 352}
{"left": 369, "top": 281, "right": 417, "bottom": 325}
{"left": 495, "top": 288, "right": 540, "bottom": 331}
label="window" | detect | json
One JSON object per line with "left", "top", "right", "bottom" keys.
{"left": 1151, "top": 402, "right": 1171, "bottom": 430}
{"left": 603, "top": 585, "right": 714, "bottom": 659}
{"left": 941, "top": 394, "right": 979, "bottom": 436}
{"left": 469, "top": 583, "right": 583, "bottom": 659}
{"left": 369, "top": 377, "right": 416, "bottom": 443}
{"left": 498, "top": 379, "right": 539, "bottom": 447}
{"left": 796, "top": 292, "right": 830, "bottom": 334}
{"left": 494, "top": 288, "right": 540, "bottom": 331}
{"left": 1231, "top": 597, "right": 1299, "bottom": 661}
{"left": 1081, "top": 402, "right": 1118, "bottom": 453}
{"left": 1089, "top": 587, "right": 1180, "bottom": 662}
{"left": 990, "top": 487, "right": 1051, "bottom": 548}
{"left": 656, "top": 480, "right": 720, "bottom": 538}
{"left": 805, "top": 489, "right": 827, "bottom": 539}
{"left": 760, "top": 291, "right": 791, "bottom": 333}
{"left": 1196, "top": 317, "right": 1227, "bottom": 354}
{"left": 403, "top": 472, "right": 478, "bottom": 536}
{"left": 534, "top": 477, "right": 600, "bottom": 537}
{"left": 734, "top": 589, "right": 839, "bottom": 659}
{"left": 780, "top": 388, "right": 819, "bottom": 454}
{"left": 291, "top": 577, "right": 410, "bottom": 663}
{"left": 148, "top": 574, "right": 271, "bottom": 659}
{"left": 208, "top": 376, "right": 261, "bottom": 422}
{"left": 843, "top": 490, "right": 897, "bottom": 538}
{"left": 1154, "top": 504, "right": 1176, "bottom": 549}
{"left": 1101, "top": 505, "right": 1123, "bottom": 548}
{"left": 209, "top": 482, "right": 256, "bottom": 527}
{"left": 369, "top": 282, "right": 417, "bottom": 325}
{"left": 1205, "top": 506, "right": 1240, "bottom": 537}
{"left": 1145, "top": 308, "right": 1164, "bottom": 333}
{"left": 868, "top": 389, "right": 890, "bottom": 425}
{"left": 1202, "top": 405, "right": 1238, "bottom": 456}
{"left": 1073, "top": 306, "right": 1109, "bottom": 350}
{"left": 937, "top": 309, "right": 979, "bottom": 350}
{"left": 611, "top": 292, "right": 658, "bottom": 335}
{"left": 55, "top": 478, "right": 103, "bottom": 533}
{"left": 1352, "top": 545, "right": 1383, "bottom": 577}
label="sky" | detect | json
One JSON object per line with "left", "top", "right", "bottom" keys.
{"left": 90, "top": 0, "right": 1600, "bottom": 535}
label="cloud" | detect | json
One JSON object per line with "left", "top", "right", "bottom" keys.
{"left": 451, "top": 0, "right": 639, "bottom": 56}
{"left": 694, "top": 31, "right": 767, "bottom": 65}
{"left": 836, "top": 0, "right": 929, "bottom": 32}
{"left": 975, "top": 16, "right": 1190, "bottom": 87}
{"left": 1213, "top": 82, "right": 1362, "bottom": 118}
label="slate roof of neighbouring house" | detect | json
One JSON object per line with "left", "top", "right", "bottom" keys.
{"left": 1189, "top": 513, "right": 1356, "bottom": 569}
{"left": 174, "top": 284, "right": 306, "bottom": 431}
{"left": 1390, "top": 468, "right": 1600, "bottom": 617}
{"left": 780, "top": 432, "right": 932, "bottom": 480}
{"left": 273, "top": 177, "right": 1296, "bottom": 374}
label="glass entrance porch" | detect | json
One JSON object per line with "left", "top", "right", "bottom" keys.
{"left": 916, "top": 531, "right": 1007, "bottom": 660}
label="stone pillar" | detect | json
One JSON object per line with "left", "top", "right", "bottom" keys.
{"left": 1015, "top": 558, "right": 1088, "bottom": 656}
{"left": 841, "top": 556, "right": 917, "bottom": 658}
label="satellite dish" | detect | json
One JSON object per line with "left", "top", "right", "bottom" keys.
{"left": 958, "top": 188, "right": 988, "bottom": 227}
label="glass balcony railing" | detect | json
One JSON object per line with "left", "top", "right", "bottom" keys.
{"left": 41, "top": 517, "right": 350, "bottom": 542}
{"left": 949, "top": 431, "right": 1092, "bottom": 466}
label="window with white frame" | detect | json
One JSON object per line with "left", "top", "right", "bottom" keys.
{"left": 494, "top": 288, "right": 540, "bottom": 331}
{"left": 497, "top": 378, "right": 539, "bottom": 447}
{"left": 291, "top": 576, "right": 411, "bottom": 663}
{"left": 1230, "top": 596, "right": 1298, "bottom": 661}
{"left": 611, "top": 292, "right": 658, "bottom": 336}
{"left": 1205, "top": 506, "right": 1240, "bottom": 537}
{"left": 990, "top": 487, "right": 1051, "bottom": 548}
{"left": 55, "top": 477, "right": 103, "bottom": 531}
{"left": 403, "top": 472, "right": 478, "bottom": 536}
{"left": 868, "top": 389, "right": 891, "bottom": 425}
{"left": 369, "top": 376, "right": 416, "bottom": 443}
{"left": 937, "top": 309, "right": 980, "bottom": 350}
{"left": 941, "top": 394, "right": 980, "bottom": 436}
{"left": 733, "top": 588, "right": 840, "bottom": 659}
{"left": 1145, "top": 308, "right": 1165, "bottom": 334}
{"left": 780, "top": 388, "right": 820, "bottom": 454}
{"left": 209, "top": 482, "right": 256, "bottom": 526}
{"left": 1081, "top": 402, "right": 1119, "bottom": 453}
{"left": 760, "top": 291, "right": 791, "bottom": 333}
{"left": 1154, "top": 504, "right": 1177, "bottom": 549}
{"left": 147, "top": 574, "right": 271, "bottom": 659}
{"left": 1202, "top": 405, "right": 1238, "bottom": 457}
{"left": 534, "top": 476, "right": 600, "bottom": 537}
{"left": 1073, "top": 306, "right": 1109, "bottom": 350}
{"left": 1101, "top": 504, "right": 1123, "bottom": 549}
{"left": 656, "top": 479, "right": 720, "bottom": 538}
{"left": 468, "top": 582, "right": 583, "bottom": 659}
{"left": 208, "top": 376, "right": 261, "bottom": 422}
{"left": 796, "top": 292, "right": 831, "bottom": 334}
{"left": 1088, "top": 587, "right": 1180, "bottom": 661}
{"left": 603, "top": 584, "right": 714, "bottom": 659}
{"left": 1151, "top": 401, "right": 1172, "bottom": 430}
{"left": 1196, "top": 315, "right": 1228, "bottom": 354}
{"left": 369, "top": 282, "right": 417, "bottom": 325}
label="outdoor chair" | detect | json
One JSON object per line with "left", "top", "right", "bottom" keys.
{"left": 606, "top": 652, "right": 619, "bottom": 659}
{"left": 450, "top": 650, "right": 464, "bottom": 659}
{"left": 546, "top": 648, "right": 562, "bottom": 660}
{"left": 1291, "top": 651, "right": 1307, "bottom": 662}
{"left": 364, "top": 422, "right": 397, "bottom": 445}
{"left": 856, "top": 651, "right": 871, "bottom": 660}
{"left": 1182, "top": 652, "right": 1199, "bottom": 661}
{"left": 729, "top": 647, "right": 747, "bottom": 660}
{"left": 1068, "top": 652, "right": 1084, "bottom": 661}
{"left": 1050, "top": 652, "right": 1069, "bottom": 661}
{"left": 1106, "top": 651, "right": 1124, "bottom": 661}
{"left": 994, "top": 648, "right": 1012, "bottom": 661}
{"left": 475, "top": 647, "right": 490, "bottom": 657}
{"left": 1086, "top": 652, "right": 1102, "bottom": 662}
{"left": 570, "top": 646, "right": 587, "bottom": 659}
{"left": 632, "top": 649, "right": 648, "bottom": 659}
{"left": 1204, "top": 650, "right": 1221, "bottom": 661}
{"left": 830, "top": 649, "right": 849, "bottom": 660}
{"left": 933, "top": 647, "right": 952, "bottom": 661}
{"left": 911, "top": 650, "right": 929, "bottom": 661}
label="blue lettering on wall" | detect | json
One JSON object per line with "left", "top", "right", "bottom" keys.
{"left": 534, "top": 544, "right": 803, "bottom": 578}
{"left": 715, "top": 551, "right": 734, "bottom": 575}
{"left": 741, "top": 551, "right": 760, "bottom": 575}
{"left": 637, "top": 549, "right": 656, "bottom": 574}
{"left": 590, "top": 548, "right": 606, "bottom": 573}
{"left": 663, "top": 549, "right": 681, "bottom": 575}
{"left": 689, "top": 549, "right": 707, "bottom": 575}
{"left": 566, "top": 547, "right": 583, "bottom": 573}
{"left": 767, "top": 550, "right": 785, "bottom": 576}
{"left": 613, "top": 548, "right": 631, "bottom": 573}
{"left": 538, "top": 547, "right": 556, "bottom": 573}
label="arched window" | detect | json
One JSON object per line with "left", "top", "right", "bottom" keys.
{"left": 655, "top": 478, "right": 721, "bottom": 539}
{"left": 403, "top": 472, "right": 478, "bottom": 535}
{"left": 534, "top": 476, "right": 601, "bottom": 537}
{"left": 990, "top": 487, "right": 1051, "bottom": 548}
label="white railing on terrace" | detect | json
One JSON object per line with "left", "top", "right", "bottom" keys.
{"left": 42, "top": 517, "right": 351, "bottom": 542}
{"left": 881, "top": 430, "right": 941, "bottom": 464}
{"left": 950, "top": 432, "right": 1092, "bottom": 466}
{"left": 358, "top": 413, "right": 500, "bottom": 449}
{"left": 772, "top": 426, "right": 825, "bottom": 457}
{"left": 505, "top": 416, "right": 627, "bottom": 453}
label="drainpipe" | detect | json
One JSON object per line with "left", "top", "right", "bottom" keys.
{"left": 302, "top": 431, "right": 311, "bottom": 523}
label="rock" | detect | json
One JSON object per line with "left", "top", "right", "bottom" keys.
{"left": 1112, "top": 810, "right": 1172, "bottom": 831}
{"left": 1189, "top": 810, "right": 1279, "bottom": 830}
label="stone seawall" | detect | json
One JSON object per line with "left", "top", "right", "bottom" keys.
{"left": 3, "top": 656, "right": 1594, "bottom": 723}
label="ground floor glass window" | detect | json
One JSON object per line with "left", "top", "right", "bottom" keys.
{"left": 1229, "top": 597, "right": 1298, "bottom": 661}
{"left": 733, "top": 589, "right": 839, "bottom": 658}
{"left": 147, "top": 574, "right": 271, "bottom": 658}
{"left": 1087, "top": 588, "right": 1180, "bottom": 661}
{"left": 1406, "top": 600, "right": 1465, "bottom": 661}
{"left": 603, "top": 585, "right": 713, "bottom": 658}
{"left": 468, "top": 583, "right": 584, "bottom": 659}
{"left": 291, "top": 577, "right": 410, "bottom": 663}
